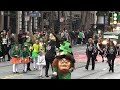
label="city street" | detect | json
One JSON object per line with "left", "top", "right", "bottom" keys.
{"left": 0, "top": 45, "right": 120, "bottom": 79}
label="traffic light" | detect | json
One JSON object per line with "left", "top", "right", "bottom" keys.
{"left": 113, "top": 12, "right": 118, "bottom": 24}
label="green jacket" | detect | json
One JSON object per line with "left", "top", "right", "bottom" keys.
{"left": 21, "top": 51, "right": 30, "bottom": 58}
{"left": 12, "top": 50, "right": 21, "bottom": 57}
{"left": 53, "top": 67, "right": 71, "bottom": 79}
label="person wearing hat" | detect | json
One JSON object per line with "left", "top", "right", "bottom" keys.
{"left": 51, "top": 51, "right": 75, "bottom": 79}
{"left": 11, "top": 45, "right": 21, "bottom": 73}
{"left": 21, "top": 46, "right": 30, "bottom": 73}
{"left": 51, "top": 37, "right": 75, "bottom": 79}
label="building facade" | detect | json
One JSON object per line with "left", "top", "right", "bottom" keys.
{"left": 0, "top": 11, "right": 97, "bottom": 34}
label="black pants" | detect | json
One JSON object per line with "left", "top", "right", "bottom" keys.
{"left": 27, "top": 62, "right": 31, "bottom": 70}
{"left": 107, "top": 56, "right": 115, "bottom": 71}
{"left": 93, "top": 53, "right": 98, "bottom": 61}
{"left": 86, "top": 55, "right": 95, "bottom": 69}
{"left": 45, "top": 58, "right": 54, "bottom": 75}
{"left": 2, "top": 44, "right": 11, "bottom": 61}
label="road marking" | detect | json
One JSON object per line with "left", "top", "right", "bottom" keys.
{"left": 103, "top": 68, "right": 107, "bottom": 70}
{"left": 0, "top": 74, "right": 23, "bottom": 79}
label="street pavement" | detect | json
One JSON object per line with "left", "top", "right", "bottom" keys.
{"left": 0, "top": 44, "right": 120, "bottom": 79}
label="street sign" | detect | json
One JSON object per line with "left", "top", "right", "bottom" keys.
{"left": 29, "top": 12, "right": 41, "bottom": 17}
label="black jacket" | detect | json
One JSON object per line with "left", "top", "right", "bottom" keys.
{"left": 45, "top": 40, "right": 56, "bottom": 60}
{"left": 86, "top": 43, "right": 95, "bottom": 56}
{"left": 106, "top": 46, "right": 117, "bottom": 58}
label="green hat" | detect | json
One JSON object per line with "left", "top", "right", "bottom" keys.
{"left": 59, "top": 41, "right": 72, "bottom": 55}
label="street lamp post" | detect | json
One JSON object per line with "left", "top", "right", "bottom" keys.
{"left": 96, "top": 11, "right": 106, "bottom": 36}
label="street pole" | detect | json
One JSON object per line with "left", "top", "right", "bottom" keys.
{"left": 70, "top": 11, "right": 72, "bottom": 31}
{"left": 57, "top": 11, "right": 60, "bottom": 33}
{"left": 41, "top": 11, "right": 44, "bottom": 31}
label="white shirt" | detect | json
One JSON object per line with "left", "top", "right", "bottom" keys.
{"left": 36, "top": 55, "right": 46, "bottom": 66}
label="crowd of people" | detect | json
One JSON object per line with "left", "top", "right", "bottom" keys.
{"left": 0, "top": 29, "right": 76, "bottom": 79}
{"left": 85, "top": 37, "right": 118, "bottom": 73}
{"left": 0, "top": 28, "right": 119, "bottom": 79}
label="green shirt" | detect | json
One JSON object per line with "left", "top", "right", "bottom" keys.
{"left": 78, "top": 32, "right": 83, "bottom": 39}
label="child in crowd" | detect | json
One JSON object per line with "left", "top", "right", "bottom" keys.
{"left": 21, "top": 46, "right": 30, "bottom": 73}
{"left": 11, "top": 45, "right": 21, "bottom": 73}
{"left": 36, "top": 50, "right": 46, "bottom": 78}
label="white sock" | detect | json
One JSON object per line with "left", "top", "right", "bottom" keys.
{"left": 24, "top": 64, "right": 27, "bottom": 72}
{"left": 15, "top": 64, "right": 18, "bottom": 72}
{"left": 33, "top": 58, "right": 36, "bottom": 69}
{"left": 40, "top": 65, "right": 43, "bottom": 76}
{"left": 13, "top": 64, "right": 16, "bottom": 72}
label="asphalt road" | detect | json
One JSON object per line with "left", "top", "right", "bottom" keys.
{"left": 1, "top": 44, "right": 120, "bottom": 79}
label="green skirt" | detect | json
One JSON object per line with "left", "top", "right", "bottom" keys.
{"left": 32, "top": 52, "right": 38, "bottom": 58}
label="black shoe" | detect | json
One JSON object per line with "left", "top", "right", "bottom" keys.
{"left": 13, "top": 72, "right": 16, "bottom": 74}
{"left": 112, "top": 69, "right": 114, "bottom": 73}
{"left": 95, "top": 59, "right": 98, "bottom": 61}
{"left": 91, "top": 68, "right": 94, "bottom": 70}
{"left": 23, "top": 70, "right": 27, "bottom": 73}
{"left": 27, "top": 68, "right": 31, "bottom": 71}
{"left": 45, "top": 75, "right": 49, "bottom": 77}
{"left": 102, "top": 60, "right": 104, "bottom": 62}
{"left": 16, "top": 72, "right": 19, "bottom": 73}
{"left": 109, "top": 68, "right": 111, "bottom": 72}
{"left": 85, "top": 67, "right": 88, "bottom": 70}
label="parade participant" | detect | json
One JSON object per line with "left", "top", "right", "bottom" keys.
{"left": 11, "top": 45, "right": 21, "bottom": 73}
{"left": 45, "top": 32, "right": 60, "bottom": 77}
{"left": 23, "top": 36, "right": 32, "bottom": 71}
{"left": 36, "top": 50, "right": 46, "bottom": 78}
{"left": 27, "top": 44, "right": 33, "bottom": 71}
{"left": 21, "top": 46, "right": 30, "bottom": 73}
{"left": 52, "top": 53, "right": 75, "bottom": 79}
{"left": 93, "top": 43, "right": 98, "bottom": 61}
{"left": 85, "top": 38, "right": 95, "bottom": 70}
{"left": 97, "top": 39, "right": 105, "bottom": 62}
{"left": 39, "top": 38, "right": 45, "bottom": 51}
{"left": 1, "top": 30, "right": 11, "bottom": 61}
{"left": 32, "top": 40, "right": 40, "bottom": 70}
{"left": 51, "top": 37, "right": 75, "bottom": 79}
{"left": 106, "top": 40, "right": 117, "bottom": 73}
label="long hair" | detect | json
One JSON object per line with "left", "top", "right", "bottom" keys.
{"left": 50, "top": 32, "right": 60, "bottom": 48}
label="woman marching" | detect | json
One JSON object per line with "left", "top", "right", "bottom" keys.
{"left": 21, "top": 46, "right": 30, "bottom": 73}
{"left": 85, "top": 38, "right": 96, "bottom": 70}
{"left": 106, "top": 40, "right": 117, "bottom": 73}
{"left": 11, "top": 45, "right": 21, "bottom": 73}
{"left": 97, "top": 39, "right": 105, "bottom": 62}
{"left": 45, "top": 32, "right": 60, "bottom": 77}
